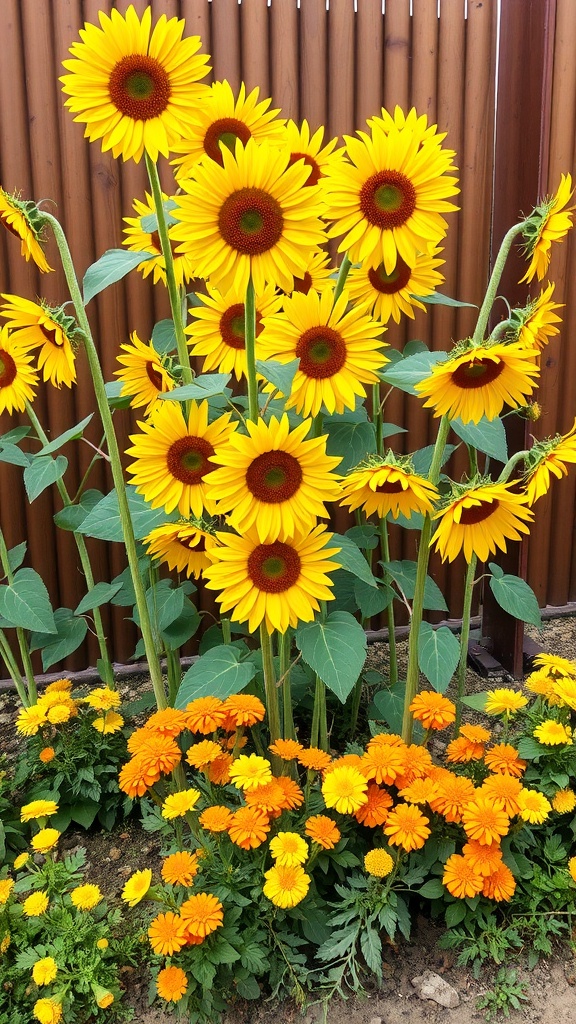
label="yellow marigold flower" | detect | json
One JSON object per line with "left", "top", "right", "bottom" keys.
{"left": 180, "top": 892, "right": 224, "bottom": 939}
{"left": 298, "top": 747, "right": 333, "bottom": 772}
{"left": 533, "top": 720, "right": 572, "bottom": 745}
{"left": 33, "top": 998, "right": 62, "bottom": 1024}
{"left": 533, "top": 652, "right": 576, "bottom": 677}
{"left": 45, "top": 678, "right": 72, "bottom": 693}
{"left": 0, "top": 934, "right": 10, "bottom": 954}
{"left": 185, "top": 696, "right": 228, "bottom": 734}
{"left": 199, "top": 805, "right": 234, "bottom": 832}
{"left": 364, "top": 848, "right": 394, "bottom": 878}
{"left": 428, "top": 770, "right": 477, "bottom": 823}
{"left": 269, "top": 738, "right": 304, "bottom": 761}
{"left": 383, "top": 803, "right": 431, "bottom": 851}
{"left": 409, "top": 691, "right": 456, "bottom": 730}
{"left": 322, "top": 764, "right": 369, "bottom": 814}
{"left": 482, "top": 862, "right": 517, "bottom": 902}
{"left": 525, "top": 669, "right": 562, "bottom": 704}
{"left": 23, "top": 891, "right": 49, "bottom": 917}
{"left": 517, "top": 789, "right": 551, "bottom": 824}
{"left": 305, "top": 815, "right": 341, "bottom": 850}
{"left": 0, "top": 187, "right": 52, "bottom": 272}
{"left": 228, "top": 806, "right": 271, "bottom": 850}
{"left": 568, "top": 857, "right": 576, "bottom": 884}
{"left": 0, "top": 879, "right": 14, "bottom": 904}
{"left": 70, "top": 884, "right": 101, "bottom": 911}
{"left": 92, "top": 984, "right": 114, "bottom": 1009}
{"left": 521, "top": 173, "right": 574, "bottom": 283}
{"left": 340, "top": 459, "right": 439, "bottom": 521}
{"left": 45, "top": 705, "right": 71, "bottom": 725}
{"left": 161, "top": 789, "right": 201, "bottom": 819}
{"left": 84, "top": 687, "right": 121, "bottom": 711}
{"left": 552, "top": 789, "right": 576, "bottom": 813}
{"left": 263, "top": 863, "right": 311, "bottom": 908}
{"left": 156, "top": 965, "right": 188, "bottom": 1002}
{"left": 269, "top": 832, "right": 309, "bottom": 867}
{"left": 461, "top": 796, "right": 510, "bottom": 845}
{"left": 148, "top": 911, "right": 187, "bottom": 956}
{"left": 484, "top": 743, "right": 527, "bottom": 777}
{"left": 39, "top": 747, "right": 55, "bottom": 764}
{"left": 16, "top": 705, "right": 48, "bottom": 737}
{"left": 443, "top": 853, "right": 484, "bottom": 899}
{"left": 121, "top": 868, "right": 152, "bottom": 907}
{"left": 93, "top": 711, "right": 124, "bottom": 734}
{"left": 31, "top": 829, "right": 60, "bottom": 855}
{"left": 20, "top": 800, "right": 59, "bottom": 823}
{"left": 432, "top": 480, "right": 533, "bottom": 564}
{"left": 484, "top": 688, "right": 528, "bottom": 716}
{"left": 96, "top": 937, "right": 109, "bottom": 949}
{"left": 553, "top": 676, "right": 576, "bottom": 710}
{"left": 461, "top": 840, "right": 503, "bottom": 877}
{"left": 229, "top": 754, "right": 273, "bottom": 792}
{"left": 13, "top": 853, "right": 29, "bottom": 871}
{"left": 354, "top": 783, "right": 394, "bottom": 825}
{"left": 161, "top": 851, "right": 199, "bottom": 887}
{"left": 32, "top": 957, "right": 58, "bottom": 986}
{"left": 480, "top": 775, "right": 523, "bottom": 817}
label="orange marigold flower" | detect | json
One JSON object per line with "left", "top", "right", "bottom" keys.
{"left": 305, "top": 814, "right": 341, "bottom": 849}
{"left": 484, "top": 743, "right": 527, "bottom": 777}
{"left": 126, "top": 727, "right": 150, "bottom": 755}
{"left": 443, "top": 853, "right": 484, "bottom": 899}
{"left": 297, "top": 747, "right": 333, "bottom": 772}
{"left": 161, "top": 851, "right": 199, "bottom": 887}
{"left": 383, "top": 803, "right": 431, "bottom": 851}
{"left": 360, "top": 736, "right": 407, "bottom": 786}
{"left": 269, "top": 738, "right": 304, "bottom": 760}
{"left": 461, "top": 724, "right": 491, "bottom": 744}
{"left": 354, "top": 783, "right": 394, "bottom": 826}
{"left": 323, "top": 753, "right": 364, "bottom": 774}
{"left": 135, "top": 732, "right": 182, "bottom": 776}
{"left": 394, "top": 744, "right": 433, "bottom": 788}
{"left": 148, "top": 912, "right": 187, "bottom": 956}
{"left": 228, "top": 806, "right": 271, "bottom": 849}
{"left": 428, "top": 771, "right": 476, "bottom": 823}
{"left": 446, "top": 736, "right": 484, "bottom": 764}
{"left": 275, "top": 775, "right": 304, "bottom": 809}
{"left": 185, "top": 696, "right": 228, "bottom": 734}
{"left": 143, "top": 707, "right": 188, "bottom": 737}
{"left": 207, "top": 752, "right": 233, "bottom": 784}
{"left": 39, "top": 747, "right": 55, "bottom": 764}
{"left": 461, "top": 796, "right": 510, "bottom": 845}
{"left": 409, "top": 691, "right": 456, "bottom": 730}
{"left": 186, "top": 739, "right": 223, "bottom": 769}
{"left": 180, "top": 892, "right": 224, "bottom": 939}
{"left": 481, "top": 774, "right": 523, "bottom": 816}
{"left": 461, "top": 840, "right": 503, "bottom": 877}
{"left": 156, "top": 965, "right": 188, "bottom": 1003}
{"left": 245, "top": 780, "right": 290, "bottom": 817}
{"left": 199, "top": 805, "right": 234, "bottom": 832}
{"left": 118, "top": 756, "right": 160, "bottom": 798}
{"left": 482, "top": 861, "right": 516, "bottom": 901}
{"left": 398, "top": 777, "right": 439, "bottom": 805}
{"left": 221, "top": 694, "right": 266, "bottom": 728}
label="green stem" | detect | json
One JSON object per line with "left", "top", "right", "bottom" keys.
{"left": 244, "top": 276, "right": 259, "bottom": 422}
{"left": 373, "top": 381, "right": 383, "bottom": 456}
{"left": 0, "top": 527, "right": 37, "bottom": 702}
{"left": 144, "top": 155, "right": 192, "bottom": 385}
{"left": 166, "top": 647, "right": 182, "bottom": 707}
{"left": 0, "top": 628, "right": 30, "bottom": 707}
{"left": 279, "top": 629, "right": 295, "bottom": 741}
{"left": 72, "top": 435, "right": 106, "bottom": 503}
{"left": 379, "top": 516, "right": 398, "bottom": 688}
{"left": 260, "top": 627, "right": 281, "bottom": 770}
{"left": 498, "top": 449, "right": 531, "bottom": 483}
{"left": 221, "top": 618, "right": 232, "bottom": 646}
{"left": 402, "top": 415, "right": 451, "bottom": 744}
{"left": 348, "top": 677, "right": 363, "bottom": 740}
{"left": 453, "top": 554, "right": 477, "bottom": 735}
{"left": 312, "top": 674, "right": 328, "bottom": 752}
{"left": 473, "top": 221, "right": 528, "bottom": 343}
{"left": 333, "top": 254, "right": 352, "bottom": 304}
{"left": 41, "top": 211, "right": 167, "bottom": 710}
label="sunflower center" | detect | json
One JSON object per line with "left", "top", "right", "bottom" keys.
{"left": 150, "top": 230, "right": 177, "bottom": 258}
{"left": 368, "top": 257, "right": 412, "bottom": 294}
{"left": 166, "top": 436, "right": 215, "bottom": 485}
{"left": 0, "top": 349, "right": 17, "bottom": 388}
{"left": 246, "top": 451, "right": 303, "bottom": 503}
{"left": 288, "top": 152, "right": 322, "bottom": 187}
{"left": 179, "top": 533, "right": 206, "bottom": 552}
{"left": 458, "top": 499, "right": 498, "bottom": 526}
{"left": 218, "top": 188, "right": 284, "bottom": 256}
{"left": 292, "top": 272, "right": 313, "bottom": 294}
{"left": 145, "top": 361, "right": 164, "bottom": 390}
{"left": 108, "top": 54, "right": 171, "bottom": 121}
{"left": 247, "top": 541, "right": 301, "bottom": 593}
{"left": 375, "top": 480, "right": 405, "bottom": 494}
{"left": 452, "top": 357, "right": 504, "bottom": 389}
{"left": 296, "top": 326, "right": 347, "bottom": 379}
{"left": 204, "top": 118, "right": 252, "bottom": 165}
{"left": 39, "top": 322, "right": 62, "bottom": 347}
{"left": 219, "top": 303, "right": 263, "bottom": 350}
{"left": 360, "top": 170, "right": 417, "bottom": 229}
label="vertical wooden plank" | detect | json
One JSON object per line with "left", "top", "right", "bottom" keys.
{"left": 327, "top": 0, "right": 355, "bottom": 140}
{"left": 355, "top": 0, "right": 384, "bottom": 129}
{"left": 180, "top": 0, "right": 212, "bottom": 72}
{"left": 241, "top": 0, "right": 270, "bottom": 95}
{"left": 383, "top": 0, "right": 411, "bottom": 112}
{"left": 300, "top": 0, "right": 328, "bottom": 131}
{"left": 270, "top": 0, "right": 299, "bottom": 120}
{"left": 210, "top": 0, "right": 242, "bottom": 90}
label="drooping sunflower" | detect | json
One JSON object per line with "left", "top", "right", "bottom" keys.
{"left": 431, "top": 480, "right": 533, "bottom": 563}
{"left": 185, "top": 281, "right": 282, "bottom": 381}
{"left": 0, "top": 295, "right": 77, "bottom": 388}
{"left": 171, "top": 79, "right": 286, "bottom": 177}
{"left": 144, "top": 521, "right": 217, "bottom": 578}
{"left": 284, "top": 248, "right": 335, "bottom": 296}
{"left": 415, "top": 340, "right": 540, "bottom": 424}
{"left": 347, "top": 248, "right": 445, "bottom": 325}
{"left": 0, "top": 187, "right": 52, "bottom": 272}
{"left": 203, "top": 524, "right": 341, "bottom": 634}
{"left": 258, "top": 287, "right": 388, "bottom": 417}
{"left": 521, "top": 173, "right": 574, "bottom": 283}
{"left": 323, "top": 118, "right": 459, "bottom": 273}
{"left": 339, "top": 456, "right": 439, "bottom": 521}
{"left": 515, "top": 282, "right": 563, "bottom": 350}
{"left": 172, "top": 138, "right": 328, "bottom": 296}
{"left": 205, "top": 413, "right": 342, "bottom": 542}
{"left": 60, "top": 5, "right": 211, "bottom": 164}
{"left": 126, "top": 400, "right": 234, "bottom": 518}
{"left": 122, "top": 192, "right": 199, "bottom": 288}
{"left": 0, "top": 327, "right": 38, "bottom": 414}
{"left": 524, "top": 419, "right": 576, "bottom": 505}
{"left": 368, "top": 106, "right": 455, "bottom": 154}
{"left": 114, "top": 331, "right": 174, "bottom": 415}
{"left": 284, "top": 119, "right": 345, "bottom": 189}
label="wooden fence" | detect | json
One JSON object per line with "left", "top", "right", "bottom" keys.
{"left": 0, "top": 0, "right": 573, "bottom": 672}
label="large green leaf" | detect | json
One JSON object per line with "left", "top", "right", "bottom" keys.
{"left": 415, "top": 292, "right": 477, "bottom": 308}
{"left": 354, "top": 578, "right": 395, "bottom": 618}
{"left": 83, "top": 249, "right": 154, "bottom": 304}
{"left": 152, "top": 318, "right": 177, "bottom": 355}
{"left": 159, "top": 374, "right": 231, "bottom": 401}
{"left": 380, "top": 350, "right": 447, "bottom": 395}
{"left": 7, "top": 542, "right": 27, "bottom": 573}
{"left": 140, "top": 198, "right": 178, "bottom": 233}
{"left": 488, "top": 563, "right": 541, "bottom": 626}
{"left": 370, "top": 680, "right": 407, "bottom": 734}
{"left": 53, "top": 490, "right": 104, "bottom": 532}
{"left": 295, "top": 611, "right": 367, "bottom": 702}
{"left": 30, "top": 608, "right": 88, "bottom": 669}
{"left": 142, "top": 579, "right": 185, "bottom": 633}
{"left": 330, "top": 533, "right": 377, "bottom": 587}
{"left": 74, "top": 581, "right": 123, "bottom": 616}
{"left": 0, "top": 568, "right": 56, "bottom": 633}
{"left": 450, "top": 417, "right": 508, "bottom": 464}
{"left": 255, "top": 358, "right": 299, "bottom": 396}
{"left": 78, "top": 486, "right": 178, "bottom": 541}
{"left": 417, "top": 621, "right": 460, "bottom": 693}
{"left": 24, "top": 455, "right": 68, "bottom": 502}
{"left": 0, "top": 442, "right": 31, "bottom": 467}
{"left": 385, "top": 560, "right": 448, "bottom": 612}
{"left": 175, "top": 646, "right": 256, "bottom": 706}
{"left": 324, "top": 413, "right": 377, "bottom": 473}
{"left": 161, "top": 598, "right": 200, "bottom": 649}
{"left": 39, "top": 415, "right": 94, "bottom": 456}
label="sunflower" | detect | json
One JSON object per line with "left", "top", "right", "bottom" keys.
{"left": 484, "top": 688, "right": 529, "bottom": 716}
{"left": 415, "top": 340, "right": 540, "bottom": 424}
{"left": 305, "top": 815, "right": 341, "bottom": 849}
{"left": 114, "top": 332, "right": 174, "bottom": 416}
{"left": 269, "top": 832, "right": 309, "bottom": 867}
{"left": 122, "top": 192, "right": 198, "bottom": 288}
{"left": 156, "top": 966, "right": 188, "bottom": 1003}
{"left": 206, "top": 413, "right": 341, "bottom": 542}
{"left": 364, "top": 848, "right": 394, "bottom": 878}
{"left": 323, "top": 118, "right": 459, "bottom": 273}
{"left": 144, "top": 521, "right": 218, "bottom": 578}
{"left": 171, "top": 79, "right": 286, "bottom": 176}
{"left": 172, "top": 138, "right": 327, "bottom": 295}
{"left": 521, "top": 174, "right": 574, "bottom": 283}
{"left": 321, "top": 764, "right": 368, "bottom": 814}
{"left": 383, "top": 803, "right": 431, "bottom": 851}
{"left": 285, "top": 119, "right": 345, "bottom": 189}
{"left": 148, "top": 912, "right": 187, "bottom": 956}
{"left": 287, "top": 248, "right": 335, "bottom": 296}
{"left": 0, "top": 187, "right": 52, "bottom": 272}
{"left": 442, "top": 853, "right": 484, "bottom": 899}
{"left": 126, "top": 400, "right": 234, "bottom": 518}
{"left": 0, "top": 295, "right": 77, "bottom": 388}
{"left": 369, "top": 106, "right": 455, "bottom": 152}
{"left": 186, "top": 281, "right": 282, "bottom": 381}
{"left": 204, "top": 524, "right": 340, "bottom": 634}
{"left": 431, "top": 480, "right": 533, "bottom": 564}
{"left": 347, "top": 248, "right": 445, "bottom": 324}
{"left": 258, "top": 287, "right": 387, "bottom": 417}
{"left": 516, "top": 282, "right": 563, "bottom": 350}
{"left": 0, "top": 326, "right": 38, "bottom": 413}
{"left": 60, "top": 5, "right": 210, "bottom": 164}
{"left": 525, "top": 419, "right": 576, "bottom": 505}
{"left": 339, "top": 456, "right": 438, "bottom": 521}
{"left": 408, "top": 691, "right": 456, "bottom": 730}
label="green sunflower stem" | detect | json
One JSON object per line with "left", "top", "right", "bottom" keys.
{"left": 348, "top": 677, "right": 363, "bottom": 740}
{"left": 144, "top": 154, "right": 192, "bottom": 386}
{"left": 0, "top": 628, "right": 30, "bottom": 708}
{"left": 333, "top": 254, "right": 352, "bottom": 304}
{"left": 312, "top": 674, "right": 329, "bottom": 752}
{"left": 473, "top": 221, "right": 529, "bottom": 344}
{"left": 221, "top": 617, "right": 232, "bottom": 646}
{"left": 497, "top": 449, "right": 531, "bottom": 484}
{"left": 24, "top": 400, "right": 114, "bottom": 688}
{"left": 453, "top": 553, "right": 478, "bottom": 736}
{"left": 260, "top": 626, "right": 281, "bottom": 770}
{"left": 0, "top": 526, "right": 37, "bottom": 703}
{"left": 245, "top": 276, "right": 259, "bottom": 422}
{"left": 166, "top": 646, "right": 182, "bottom": 707}
{"left": 378, "top": 516, "right": 398, "bottom": 688}
{"left": 279, "top": 629, "right": 295, "bottom": 741}
{"left": 402, "top": 415, "right": 451, "bottom": 744}
{"left": 40, "top": 211, "right": 167, "bottom": 711}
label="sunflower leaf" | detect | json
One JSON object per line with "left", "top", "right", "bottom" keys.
{"left": 450, "top": 417, "right": 508, "bottom": 464}
{"left": 0, "top": 568, "right": 56, "bottom": 633}
{"left": 385, "top": 560, "right": 448, "bottom": 612}
{"left": 417, "top": 621, "right": 461, "bottom": 692}
{"left": 140, "top": 198, "right": 179, "bottom": 233}
{"left": 414, "top": 292, "right": 477, "bottom": 308}
{"left": 0, "top": 443, "right": 31, "bottom": 468}
{"left": 255, "top": 358, "right": 300, "bottom": 397}
{"left": 175, "top": 646, "right": 256, "bottom": 705}
{"left": 151, "top": 318, "right": 177, "bottom": 355}
{"left": 74, "top": 581, "right": 123, "bottom": 616}
{"left": 39, "top": 414, "right": 94, "bottom": 456}
{"left": 379, "top": 350, "right": 448, "bottom": 395}
{"left": 24, "top": 455, "right": 68, "bottom": 502}
{"left": 29, "top": 607, "right": 88, "bottom": 669}
{"left": 330, "top": 533, "right": 378, "bottom": 587}
{"left": 323, "top": 415, "right": 377, "bottom": 474}
{"left": 82, "top": 249, "right": 155, "bottom": 305}
{"left": 159, "top": 374, "right": 231, "bottom": 401}
{"left": 295, "top": 611, "right": 367, "bottom": 702}
{"left": 488, "top": 566, "right": 541, "bottom": 626}
{"left": 77, "top": 486, "right": 179, "bottom": 541}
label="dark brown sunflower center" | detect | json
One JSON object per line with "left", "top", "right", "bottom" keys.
{"left": 178, "top": 533, "right": 206, "bottom": 552}
{"left": 375, "top": 480, "right": 405, "bottom": 494}
{"left": 150, "top": 230, "right": 177, "bottom": 258}
{"left": 451, "top": 358, "right": 504, "bottom": 389}
{"left": 219, "top": 303, "right": 263, "bottom": 350}
{"left": 166, "top": 436, "right": 215, "bottom": 485}
{"left": 246, "top": 451, "right": 303, "bottom": 503}
{"left": 368, "top": 257, "right": 412, "bottom": 294}
{"left": 146, "top": 361, "right": 164, "bottom": 390}
{"left": 288, "top": 152, "right": 322, "bottom": 187}
{"left": 108, "top": 54, "right": 171, "bottom": 121}
{"left": 247, "top": 541, "right": 301, "bottom": 593}
{"left": 296, "top": 326, "right": 347, "bottom": 379}
{"left": 39, "top": 322, "right": 62, "bottom": 347}
{"left": 204, "top": 118, "right": 252, "bottom": 165}
{"left": 218, "top": 188, "right": 284, "bottom": 256}
{"left": 458, "top": 499, "right": 498, "bottom": 526}
{"left": 292, "top": 272, "right": 313, "bottom": 294}
{"left": 0, "top": 349, "right": 17, "bottom": 388}
{"left": 359, "top": 170, "right": 417, "bottom": 228}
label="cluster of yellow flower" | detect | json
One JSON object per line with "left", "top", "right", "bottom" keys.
{"left": 15, "top": 681, "right": 124, "bottom": 743}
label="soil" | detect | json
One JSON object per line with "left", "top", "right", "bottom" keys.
{"left": 2, "top": 616, "right": 576, "bottom": 1023}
